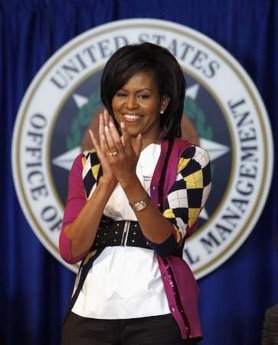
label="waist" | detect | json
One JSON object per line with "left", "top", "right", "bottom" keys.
{"left": 92, "top": 215, "right": 151, "bottom": 250}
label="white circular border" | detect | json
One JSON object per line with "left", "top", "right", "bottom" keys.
{"left": 12, "top": 18, "right": 274, "bottom": 278}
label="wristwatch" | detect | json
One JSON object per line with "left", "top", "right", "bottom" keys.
{"left": 129, "top": 197, "right": 149, "bottom": 212}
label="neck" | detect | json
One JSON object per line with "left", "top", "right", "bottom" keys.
{"left": 136, "top": 134, "right": 161, "bottom": 151}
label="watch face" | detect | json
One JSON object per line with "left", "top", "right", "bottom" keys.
{"left": 134, "top": 200, "right": 148, "bottom": 212}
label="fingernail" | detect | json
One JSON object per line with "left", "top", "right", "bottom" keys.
{"left": 120, "top": 122, "right": 125, "bottom": 128}
{"left": 109, "top": 122, "right": 114, "bottom": 128}
{"left": 104, "top": 126, "right": 109, "bottom": 132}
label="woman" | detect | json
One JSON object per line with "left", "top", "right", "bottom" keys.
{"left": 59, "top": 42, "right": 211, "bottom": 345}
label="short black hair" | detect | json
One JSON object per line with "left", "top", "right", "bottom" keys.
{"left": 100, "top": 42, "right": 187, "bottom": 139}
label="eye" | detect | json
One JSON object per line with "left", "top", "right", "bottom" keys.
{"left": 115, "top": 91, "right": 127, "bottom": 98}
{"left": 138, "top": 94, "right": 150, "bottom": 99}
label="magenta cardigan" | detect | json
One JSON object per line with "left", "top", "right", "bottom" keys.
{"left": 151, "top": 139, "right": 202, "bottom": 340}
{"left": 59, "top": 138, "right": 202, "bottom": 340}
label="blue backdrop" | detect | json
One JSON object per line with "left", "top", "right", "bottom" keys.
{"left": 1, "top": 1, "right": 278, "bottom": 344}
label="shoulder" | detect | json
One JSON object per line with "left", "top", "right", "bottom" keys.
{"left": 174, "top": 141, "right": 210, "bottom": 176}
{"left": 70, "top": 153, "right": 83, "bottom": 174}
{"left": 182, "top": 145, "right": 210, "bottom": 166}
{"left": 171, "top": 138, "right": 210, "bottom": 166}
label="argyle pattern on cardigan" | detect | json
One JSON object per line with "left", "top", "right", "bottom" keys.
{"left": 81, "top": 145, "right": 211, "bottom": 238}
{"left": 163, "top": 145, "right": 211, "bottom": 234}
{"left": 82, "top": 150, "right": 102, "bottom": 199}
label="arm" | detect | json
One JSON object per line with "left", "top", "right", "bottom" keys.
{"left": 103, "top": 121, "right": 175, "bottom": 245}
{"left": 59, "top": 153, "right": 87, "bottom": 263}
{"left": 162, "top": 145, "right": 212, "bottom": 240}
{"left": 125, "top": 145, "right": 211, "bottom": 256}
{"left": 59, "top": 153, "right": 115, "bottom": 263}
{"left": 59, "top": 112, "right": 117, "bottom": 264}
{"left": 102, "top": 122, "right": 211, "bottom": 256}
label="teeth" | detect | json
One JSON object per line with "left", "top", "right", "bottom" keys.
{"left": 123, "top": 114, "right": 140, "bottom": 121}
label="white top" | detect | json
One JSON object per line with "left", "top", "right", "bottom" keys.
{"left": 72, "top": 144, "right": 171, "bottom": 319}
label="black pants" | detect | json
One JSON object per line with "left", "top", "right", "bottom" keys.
{"left": 61, "top": 312, "right": 200, "bottom": 345}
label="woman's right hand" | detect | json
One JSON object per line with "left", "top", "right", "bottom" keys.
{"left": 63, "top": 110, "right": 117, "bottom": 260}
{"left": 89, "top": 110, "right": 117, "bottom": 188}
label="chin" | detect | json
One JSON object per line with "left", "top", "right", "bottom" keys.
{"left": 124, "top": 126, "right": 140, "bottom": 137}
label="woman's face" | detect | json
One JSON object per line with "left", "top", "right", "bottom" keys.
{"left": 111, "top": 71, "right": 169, "bottom": 146}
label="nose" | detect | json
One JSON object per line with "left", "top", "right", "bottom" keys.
{"left": 125, "top": 95, "right": 138, "bottom": 110}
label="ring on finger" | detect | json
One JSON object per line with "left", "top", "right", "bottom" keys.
{"left": 109, "top": 151, "right": 118, "bottom": 157}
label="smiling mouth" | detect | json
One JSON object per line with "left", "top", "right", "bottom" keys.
{"left": 123, "top": 114, "right": 142, "bottom": 122}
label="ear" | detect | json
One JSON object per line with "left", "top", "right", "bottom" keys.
{"left": 160, "top": 95, "right": 171, "bottom": 114}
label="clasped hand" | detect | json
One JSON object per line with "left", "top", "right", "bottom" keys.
{"left": 89, "top": 109, "right": 142, "bottom": 188}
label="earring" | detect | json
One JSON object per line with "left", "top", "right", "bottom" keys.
{"left": 160, "top": 110, "right": 164, "bottom": 114}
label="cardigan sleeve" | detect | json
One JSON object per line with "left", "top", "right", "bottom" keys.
{"left": 163, "top": 145, "right": 212, "bottom": 239}
{"left": 59, "top": 153, "right": 89, "bottom": 264}
{"left": 147, "top": 145, "right": 211, "bottom": 257}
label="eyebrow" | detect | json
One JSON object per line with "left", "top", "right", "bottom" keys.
{"left": 119, "top": 88, "right": 152, "bottom": 93}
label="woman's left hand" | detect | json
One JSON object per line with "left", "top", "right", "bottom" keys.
{"left": 88, "top": 111, "right": 118, "bottom": 188}
{"left": 102, "top": 116, "right": 142, "bottom": 188}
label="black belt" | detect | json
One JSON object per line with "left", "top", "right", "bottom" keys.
{"left": 91, "top": 215, "right": 151, "bottom": 250}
